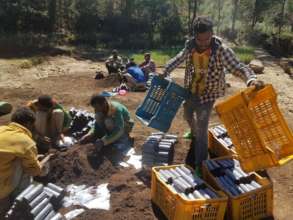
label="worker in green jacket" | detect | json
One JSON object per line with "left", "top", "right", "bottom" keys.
{"left": 79, "top": 94, "right": 134, "bottom": 151}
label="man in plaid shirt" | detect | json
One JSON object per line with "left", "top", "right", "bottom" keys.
{"left": 139, "top": 52, "right": 156, "bottom": 80}
{"left": 162, "top": 16, "right": 264, "bottom": 176}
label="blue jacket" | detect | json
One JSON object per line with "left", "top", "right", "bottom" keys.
{"left": 127, "top": 66, "right": 146, "bottom": 83}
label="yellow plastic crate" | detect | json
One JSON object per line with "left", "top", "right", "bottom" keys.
{"left": 202, "top": 156, "right": 273, "bottom": 220}
{"left": 151, "top": 164, "right": 228, "bottom": 220}
{"left": 215, "top": 84, "right": 293, "bottom": 172}
{"left": 208, "top": 127, "right": 237, "bottom": 157}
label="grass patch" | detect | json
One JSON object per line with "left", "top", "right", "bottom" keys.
{"left": 232, "top": 46, "right": 255, "bottom": 64}
{"left": 280, "top": 31, "right": 293, "bottom": 39}
{"left": 119, "top": 48, "right": 181, "bottom": 66}
{"left": 119, "top": 46, "right": 255, "bottom": 66}
{"left": 19, "top": 56, "right": 46, "bottom": 69}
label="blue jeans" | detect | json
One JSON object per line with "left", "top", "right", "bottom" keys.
{"left": 183, "top": 95, "right": 214, "bottom": 167}
{"left": 94, "top": 113, "right": 133, "bottom": 151}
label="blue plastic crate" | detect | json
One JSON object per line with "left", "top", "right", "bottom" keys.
{"left": 136, "top": 76, "right": 190, "bottom": 132}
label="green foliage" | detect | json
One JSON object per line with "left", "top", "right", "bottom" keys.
{"left": 277, "top": 31, "right": 293, "bottom": 56}
{"left": 233, "top": 46, "right": 255, "bottom": 64}
{"left": 238, "top": 0, "right": 279, "bottom": 30}
{"left": 0, "top": 0, "right": 50, "bottom": 33}
{"left": 0, "top": 0, "right": 291, "bottom": 53}
{"left": 121, "top": 48, "right": 181, "bottom": 66}
{"left": 159, "top": 7, "right": 184, "bottom": 46}
{"left": 74, "top": 0, "right": 100, "bottom": 33}
{"left": 19, "top": 56, "right": 45, "bottom": 69}
{"left": 280, "top": 31, "right": 293, "bottom": 39}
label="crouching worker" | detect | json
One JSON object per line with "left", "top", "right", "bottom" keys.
{"left": 0, "top": 107, "right": 48, "bottom": 218}
{"left": 27, "top": 95, "right": 71, "bottom": 152}
{"left": 123, "top": 59, "right": 147, "bottom": 91}
{"left": 105, "top": 49, "right": 123, "bottom": 75}
{"left": 79, "top": 94, "right": 134, "bottom": 152}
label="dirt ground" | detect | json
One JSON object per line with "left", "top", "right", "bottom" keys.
{"left": 0, "top": 50, "right": 292, "bottom": 220}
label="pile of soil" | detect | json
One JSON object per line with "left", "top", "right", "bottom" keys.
{"left": 45, "top": 142, "right": 162, "bottom": 220}
{"left": 46, "top": 144, "right": 119, "bottom": 186}
{"left": 75, "top": 169, "right": 161, "bottom": 220}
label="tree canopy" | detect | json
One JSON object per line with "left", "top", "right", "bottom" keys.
{"left": 0, "top": 0, "right": 292, "bottom": 50}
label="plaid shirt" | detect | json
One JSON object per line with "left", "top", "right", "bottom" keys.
{"left": 163, "top": 36, "right": 257, "bottom": 103}
{"left": 106, "top": 55, "right": 123, "bottom": 67}
{"left": 139, "top": 60, "right": 156, "bottom": 74}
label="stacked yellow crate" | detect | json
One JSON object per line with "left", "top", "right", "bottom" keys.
{"left": 151, "top": 164, "right": 228, "bottom": 220}
{"left": 202, "top": 156, "right": 273, "bottom": 220}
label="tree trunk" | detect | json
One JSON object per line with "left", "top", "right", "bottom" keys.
{"left": 251, "top": 0, "right": 258, "bottom": 30}
{"left": 231, "top": 0, "right": 239, "bottom": 33}
{"left": 188, "top": 0, "right": 191, "bottom": 33}
{"left": 278, "top": 0, "right": 287, "bottom": 38}
{"left": 217, "top": 0, "right": 222, "bottom": 34}
{"left": 106, "top": 0, "right": 114, "bottom": 17}
{"left": 191, "top": 0, "right": 198, "bottom": 24}
{"left": 123, "top": 0, "right": 133, "bottom": 18}
{"left": 187, "top": 0, "right": 199, "bottom": 35}
{"left": 49, "top": 0, "right": 57, "bottom": 32}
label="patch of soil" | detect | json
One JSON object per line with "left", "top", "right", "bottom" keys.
{"left": 76, "top": 169, "right": 158, "bottom": 220}
{"left": 46, "top": 144, "right": 118, "bottom": 186}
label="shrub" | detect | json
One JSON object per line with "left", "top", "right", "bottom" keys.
{"left": 233, "top": 46, "right": 255, "bottom": 64}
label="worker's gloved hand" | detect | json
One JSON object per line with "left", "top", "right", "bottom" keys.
{"left": 78, "top": 133, "right": 94, "bottom": 145}
{"left": 38, "top": 135, "right": 51, "bottom": 145}
{"left": 94, "top": 139, "right": 104, "bottom": 152}
{"left": 248, "top": 80, "right": 265, "bottom": 91}
{"left": 78, "top": 136, "right": 86, "bottom": 145}
{"left": 39, "top": 154, "right": 53, "bottom": 177}
{"left": 60, "top": 133, "right": 65, "bottom": 142}
{"left": 40, "top": 162, "right": 50, "bottom": 176}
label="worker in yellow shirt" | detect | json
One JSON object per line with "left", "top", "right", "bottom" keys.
{"left": 0, "top": 107, "right": 48, "bottom": 218}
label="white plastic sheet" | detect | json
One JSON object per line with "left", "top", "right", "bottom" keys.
{"left": 119, "top": 161, "right": 130, "bottom": 168}
{"left": 63, "top": 183, "right": 110, "bottom": 210}
{"left": 58, "top": 136, "right": 76, "bottom": 148}
{"left": 119, "top": 148, "right": 142, "bottom": 169}
{"left": 64, "top": 208, "right": 85, "bottom": 220}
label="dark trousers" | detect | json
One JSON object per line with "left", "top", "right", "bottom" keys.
{"left": 185, "top": 138, "right": 196, "bottom": 169}
{"left": 183, "top": 95, "right": 214, "bottom": 167}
